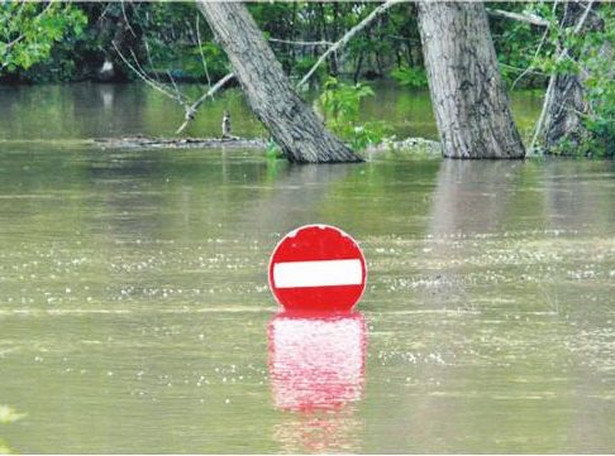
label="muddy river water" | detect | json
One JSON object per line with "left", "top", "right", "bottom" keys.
{"left": 0, "top": 83, "right": 613, "bottom": 453}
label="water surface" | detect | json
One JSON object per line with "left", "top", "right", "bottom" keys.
{"left": 0, "top": 83, "right": 613, "bottom": 453}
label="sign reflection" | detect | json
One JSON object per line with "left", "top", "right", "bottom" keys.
{"left": 268, "top": 312, "right": 368, "bottom": 452}
{"left": 267, "top": 312, "right": 367, "bottom": 412}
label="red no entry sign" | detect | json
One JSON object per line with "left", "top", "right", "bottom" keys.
{"left": 268, "top": 224, "right": 367, "bottom": 314}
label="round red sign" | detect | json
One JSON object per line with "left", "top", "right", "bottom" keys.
{"left": 268, "top": 224, "right": 367, "bottom": 314}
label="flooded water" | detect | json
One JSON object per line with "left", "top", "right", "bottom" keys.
{"left": 0, "top": 84, "right": 613, "bottom": 453}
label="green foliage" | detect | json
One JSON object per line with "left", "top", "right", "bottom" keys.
{"left": 539, "top": 3, "right": 614, "bottom": 157}
{"left": 135, "top": 3, "right": 229, "bottom": 81}
{"left": 320, "top": 76, "right": 389, "bottom": 150}
{"left": 490, "top": 2, "right": 614, "bottom": 157}
{"left": 391, "top": 65, "right": 427, "bottom": 88}
{"left": 293, "top": 55, "right": 327, "bottom": 87}
{"left": 265, "top": 139, "right": 284, "bottom": 159}
{"left": 0, "top": 2, "right": 419, "bottom": 86}
{"left": 0, "top": 2, "right": 87, "bottom": 74}
{"left": 490, "top": 3, "right": 552, "bottom": 87}
{"left": 0, "top": 2, "right": 230, "bottom": 83}
{"left": 321, "top": 76, "right": 373, "bottom": 120}
{"left": 573, "top": 7, "right": 614, "bottom": 157}
{"left": 184, "top": 42, "right": 227, "bottom": 80}
{"left": 0, "top": 1, "right": 611, "bottom": 159}
{"left": 348, "top": 121, "right": 390, "bottom": 151}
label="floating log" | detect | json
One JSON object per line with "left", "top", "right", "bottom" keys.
{"left": 94, "top": 136, "right": 268, "bottom": 150}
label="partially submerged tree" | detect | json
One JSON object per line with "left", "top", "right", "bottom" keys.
{"left": 533, "top": 1, "right": 613, "bottom": 157}
{"left": 485, "top": 1, "right": 613, "bottom": 158}
{"left": 417, "top": 2, "right": 525, "bottom": 159}
{"left": 197, "top": 1, "right": 362, "bottom": 164}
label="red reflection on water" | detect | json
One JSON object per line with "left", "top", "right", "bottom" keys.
{"left": 268, "top": 312, "right": 367, "bottom": 412}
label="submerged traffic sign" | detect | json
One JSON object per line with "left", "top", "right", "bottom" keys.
{"left": 268, "top": 224, "right": 367, "bottom": 314}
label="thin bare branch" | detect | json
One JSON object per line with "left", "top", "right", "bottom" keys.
{"left": 113, "top": 41, "right": 187, "bottom": 108}
{"left": 572, "top": 0, "right": 594, "bottom": 35}
{"left": 269, "top": 38, "right": 334, "bottom": 47}
{"left": 500, "top": 62, "right": 547, "bottom": 77}
{"left": 486, "top": 8, "right": 550, "bottom": 27}
{"left": 142, "top": 39, "right": 157, "bottom": 78}
{"left": 511, "top": 26, "right": 550, "bottom": 90}
{"left": 129, "top": 45, "right": 188, "bottom": 106}
{"left": 298, "top": 0, "right": 404, "bottom": 89}
{"left": 114, "top": 25, "right": 234, "bottom": 137}
{"left": 166, "top": 69, "right": 182, "bottom": 99}
{"left": 512, "top": 1, "right": 559, "bottom": 91}
{"left": 196, "top": 13, "right": 211, "bottom": 88}
{"left": 175, "top": 72, "right": 235, "bottom": 135}
{"left": 121, "top": 0, "right": 137, "bottom": 38}
{"left": 530, "top": 75, "right": 555, "bottom": 152}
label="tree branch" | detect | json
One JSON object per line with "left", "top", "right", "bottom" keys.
{"left": 486, "top": 8, "right": 550, "bottom": 27}
{"left": 500, "top": 62, "right": 547, "bottom": 77}
{"left": 175, "top": 72, "right": 235, "bottom": 135}
{"left": 195, "top": 13, "right": 211, "bottom": 88}
{"left": 510, "top": 1, "right": 560, "bottom": 90}
{"left": 269, "top": 38, "right": 334, "bottom": 47}
{"left": 298, "top": 0, "right": 404, "bottom": 89}
{"left": 511, "top": 26, "right": 550, "bottom": 90}
{"left": 114, "top": 26, "right": 235, "bottom": 136}
{"left": 530, "top": 75, "right": 555, "bottom": 152}
{"left": 112, "top": 41, "right": 188, "bottom": 108}
{"left": 120, "top": 0, "right": 137, "bottom": 38}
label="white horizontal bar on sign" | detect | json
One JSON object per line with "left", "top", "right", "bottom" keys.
{"left": 273, "top": 259, "right": 363, "bottom": 289}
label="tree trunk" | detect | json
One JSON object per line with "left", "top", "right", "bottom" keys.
{"left": 353, "top": 51, "right": 364, "bottom": 84}
{"left": 543, "top": 71, "right": 588, "bottom": 151}
{"left": 542, "top": 1, "right": 601, "bottom": 153}
{"left": 417, "top": 2, "right": 525, "bottom": 159}
{"left": 197, "top": 1, "right": 361, "bottom": 164}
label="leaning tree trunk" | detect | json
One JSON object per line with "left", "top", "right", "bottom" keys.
{"left": 197, "top": 1, "right": 362, "bottom": 164}
{"left": 417, "top": 2, "right": 525, "bottom": 159}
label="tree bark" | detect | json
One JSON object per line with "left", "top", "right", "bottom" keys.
{"left": 197, "top": 1, "right": 362, "bottom": 164}
{"left": 541, "top": 1, "right": 601, "bottom": 153}
{"left": 417, "top": 2, "right": 525, "bottom": 159}
{"left": 543, "top": 69, "right": 588, "bottom": 151}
